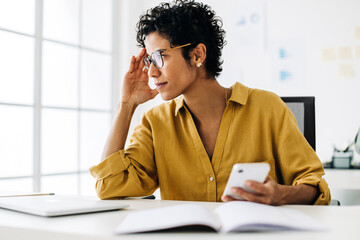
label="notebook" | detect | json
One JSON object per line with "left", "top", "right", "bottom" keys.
{"left": 0, "top": 195, "right": 129, "bottom": 217}
{"left": 116, "top": 202, "right": 327, "bottom": 234}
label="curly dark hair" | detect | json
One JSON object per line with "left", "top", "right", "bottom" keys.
{"left": 136, "top": 0, "right": 226, "bottom": 78}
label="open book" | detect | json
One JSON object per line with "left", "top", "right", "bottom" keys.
{"left": 116, "top": 201, "right": 326, "bottom": 234}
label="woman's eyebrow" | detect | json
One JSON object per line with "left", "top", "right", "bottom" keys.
{"left": 148, "top": 49, "right": 166, "bottom": 55}
{"left": 148, "top": 46, "right": 169, "bottom": 54}
{"left": 153, "top": 48, "right": 167, "bottom": 52}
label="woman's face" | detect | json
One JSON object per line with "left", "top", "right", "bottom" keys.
{"left": 144, "top": 32, "right": 198, "bottom": 101}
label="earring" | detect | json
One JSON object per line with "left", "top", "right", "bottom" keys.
{"left": 197, "top": 62, "right": 202, "bottom": 68}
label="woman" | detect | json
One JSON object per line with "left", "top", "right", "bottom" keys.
{"left": 90, "top": 0, "right": 330, "bottom": 205}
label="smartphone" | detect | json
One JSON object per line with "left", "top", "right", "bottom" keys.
{"left": 222, "top": 163, "right": 270, "bottom": 200}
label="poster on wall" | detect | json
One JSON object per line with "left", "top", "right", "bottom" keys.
{"left": 269, "top": 38, "right": 305, "bottom": 90}
{"left": 204, "top": 1, "right": 265, "bottom": 87}
{"left": 226, "top": 3, "right": 265, "bottom": 52}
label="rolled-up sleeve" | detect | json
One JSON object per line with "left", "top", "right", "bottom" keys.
{"left": 89, "top": 113, "right": 158, "bottom": 200}
{"left": 275, "top": 101, "right": 331, "bottom": 205}
{"left": 294, "top": 177, "right": 330, "bottom": 205}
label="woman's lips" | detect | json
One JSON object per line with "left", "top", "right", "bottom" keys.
{"left": 155, "top": 82, "right": 167, "bottom": 90}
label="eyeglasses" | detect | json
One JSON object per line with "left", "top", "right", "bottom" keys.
{"left": 143, "top": 43, "right": 192, "bottom": 70}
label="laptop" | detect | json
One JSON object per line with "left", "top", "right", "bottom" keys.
{"left": 0, "top": 195, "right": 129, "bottom": 217}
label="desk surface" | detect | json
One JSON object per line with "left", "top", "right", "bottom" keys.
{"left": 0, "top": 198, "right": 359, "bottom": 240}
{"left": 324, "top": 168, "right": 360, "bottom": 190}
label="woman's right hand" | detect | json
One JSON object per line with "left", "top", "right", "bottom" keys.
{"left": 120, "top": 48, "right": 159, "bottom": 107}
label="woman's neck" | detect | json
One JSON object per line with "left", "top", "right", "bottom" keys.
{"left": 183, "top": 78, "right": 229, "bottom": 121}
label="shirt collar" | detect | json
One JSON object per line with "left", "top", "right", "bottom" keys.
{"left": 229, "top": 82, "right": 249, "bottom": 105}
{"left": 174, "top": 96, "right": 186, "bottom": 116}
{"left": 174, "top": 82, "right": 249, "bottom": 116}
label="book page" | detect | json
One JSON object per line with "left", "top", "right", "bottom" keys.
{"left": 116, "top": 204, "right": 221, "bottom": 234}
{"left": 214, "top": 201, "right": 327, "bottom": 233}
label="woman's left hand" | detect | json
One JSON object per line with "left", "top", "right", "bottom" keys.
{"left": 221, "top": 176, "right": 285, "bottom": 205}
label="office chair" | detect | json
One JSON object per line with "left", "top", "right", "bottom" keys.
{"left": 281, "top": 97, "right": 316, "bottom": 151}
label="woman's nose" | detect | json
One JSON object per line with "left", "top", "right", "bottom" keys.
{"left": 147, "top": 63, "right": 160, "bottom": 78}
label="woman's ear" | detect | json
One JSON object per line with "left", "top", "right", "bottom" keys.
{"left": 192, "top": 43, "right": 207, "bottom": 67}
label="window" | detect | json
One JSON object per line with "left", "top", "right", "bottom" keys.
{"left": 0, "top": 0, "right": 115, "bottom": 196}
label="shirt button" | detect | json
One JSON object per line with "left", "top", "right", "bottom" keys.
{"left": 209, "top": 176, "right": 214, "bottom": 181}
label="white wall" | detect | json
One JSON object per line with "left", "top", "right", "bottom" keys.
{"left": 117, "top": 0, "right": 360, "bottom": 162}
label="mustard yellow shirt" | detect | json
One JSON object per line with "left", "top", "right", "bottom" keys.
{"left": 90, "top": 82, "right": 330, "bottom": 205}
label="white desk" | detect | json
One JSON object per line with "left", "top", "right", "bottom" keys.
{"left": 0, "top": 198, "right": 359, "bottom": 240}
{"left": 324, "top": 169, "right": 360, "bottom": 189}
{"left": 324, "top": 169, "right": 360, "bottom": 205}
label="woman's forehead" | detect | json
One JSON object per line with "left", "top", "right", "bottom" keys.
{"left": 144, "top": 32, "right": 170, "bottom": 53}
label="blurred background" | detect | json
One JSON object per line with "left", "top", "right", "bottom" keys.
{"left": 0, "top": 0, "right": 359, "bottom": 199}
